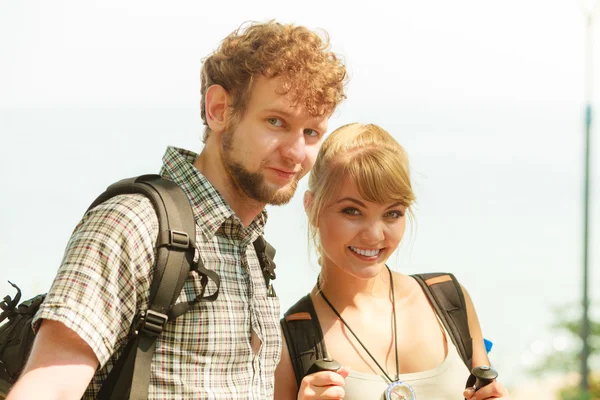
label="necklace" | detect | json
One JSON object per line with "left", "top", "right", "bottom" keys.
{"left": 316, "top": 266, "right": 416, "bottom": 400}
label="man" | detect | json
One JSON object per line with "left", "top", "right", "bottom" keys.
{"left": 7, "top": 20, "right": 347, "bottom": 399}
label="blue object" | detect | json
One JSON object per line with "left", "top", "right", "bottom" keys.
{"left": 484, "top": 338, "right": 493, "bottom": 354}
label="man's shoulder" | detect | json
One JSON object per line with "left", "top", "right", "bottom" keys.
{"left": 87, "top": 192, "right": 157, "bottom": 219}
{"left": 76, "top": 192, "right": 160, "bottom": 242}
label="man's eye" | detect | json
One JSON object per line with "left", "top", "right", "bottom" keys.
{"left": 304, "top": 129, "right": 319, "bottom": 137}
{"left": 268, "top": 117, "right": 284, "bottom": 127}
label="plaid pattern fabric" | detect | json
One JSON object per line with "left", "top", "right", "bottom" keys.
{"left": 33, "top": 147, "right": 282, "bottom": 399}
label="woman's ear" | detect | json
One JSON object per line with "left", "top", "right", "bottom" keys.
{"left": 303, "top": 190, "right": 314, "bottom": 214}
{"left": 204, "top": 84, "right": 230, "bottom": 134}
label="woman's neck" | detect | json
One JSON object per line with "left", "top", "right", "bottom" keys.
{"left": 316, "top": 264, "right": 393, "bottom": 308}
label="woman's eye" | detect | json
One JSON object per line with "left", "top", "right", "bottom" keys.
{"left": 268, "top": 117, "right": 284, "bottom": 127}
{"left": 385, "top": 210, "right": 404, "bottom": 219}
{"left": 342, "top": 207, "right": 361, "bottom": 216}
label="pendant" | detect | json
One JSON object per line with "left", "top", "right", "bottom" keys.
{"left": 385, "top": 380, "right": 416, "bottom": 400}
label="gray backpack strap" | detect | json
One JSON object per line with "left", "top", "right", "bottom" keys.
{"left": 91, "top": 174, "right": 199, "bottom": 400}
{"left": 280, "top": 294, "right": 328, "bottom": 389}
{"left": 411, "top": 273, "right": 473, "bottom": 369}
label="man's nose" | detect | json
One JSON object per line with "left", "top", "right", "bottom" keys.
{"left": 281, "top": 131, "right": 306, "bottom": 164}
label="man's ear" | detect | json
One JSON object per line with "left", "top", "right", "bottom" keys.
{"left": 204, "top": 84, "right": 230, "bottom": 134}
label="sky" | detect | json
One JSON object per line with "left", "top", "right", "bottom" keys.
{"left": 1, "top": 0, "right": 599, "bottom": 390}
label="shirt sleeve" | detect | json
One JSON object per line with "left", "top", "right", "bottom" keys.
{"left": 32, "top": 194, "right": 158, "bottom": 367}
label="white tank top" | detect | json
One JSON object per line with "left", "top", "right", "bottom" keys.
{"left": 342, "top": 322, "right": 470, "bottom": 399}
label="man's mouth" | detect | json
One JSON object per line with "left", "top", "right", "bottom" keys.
{"left": 270, "top": 167, "right": 298, "bottom": 180}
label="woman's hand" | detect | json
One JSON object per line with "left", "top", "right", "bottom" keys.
{"left": 297, "top": 367, "right": 351, "bottom": 400}
{"left": 463, "top": 380, "right": 511, "bottom": 400}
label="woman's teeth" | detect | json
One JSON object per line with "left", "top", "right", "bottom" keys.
{"left": 349, "top": 247, "right": 381, "bottom": 257}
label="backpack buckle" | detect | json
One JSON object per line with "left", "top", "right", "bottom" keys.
{"left": 137, "top": 309, "right": 168, "bottom": 337}
{"left": 168, "top": 230, "right": 190, "bottom": 250}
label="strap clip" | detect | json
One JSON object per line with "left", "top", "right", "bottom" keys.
{"left": 168, "top": 230, "right": 190, "bottom": 250}
{"left": 137, "top": 309, "right": 168, "bottom": 337}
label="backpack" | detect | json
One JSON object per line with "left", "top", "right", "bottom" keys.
{"left": 280, "top": 272, "right": 472, "bottom": 389}
{"left": 0, "top": 174, "right": 277, "bottom": 400}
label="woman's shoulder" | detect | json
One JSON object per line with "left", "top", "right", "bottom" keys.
{"left": 391, "top": 271, "right": 423, "bottom": 299}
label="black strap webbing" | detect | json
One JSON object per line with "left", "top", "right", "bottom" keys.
{"left": 253, "top": 236, "right": 277, "bottom": 294}
{"left": 411, "top": 273, "right": 473, "bottom": 369}
{"left": 167, "top": 236, "right": 276, "bottom": 320}
{"left": 280, "top": 294, "right": 327, "bottom": 389}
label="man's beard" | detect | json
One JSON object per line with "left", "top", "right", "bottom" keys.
{"left": 221, "top": 126, "right": 301, "bottom": 206}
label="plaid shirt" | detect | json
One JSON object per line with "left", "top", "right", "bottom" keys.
{"left": 33, "top": 147, "right": 282, "bottom": 399}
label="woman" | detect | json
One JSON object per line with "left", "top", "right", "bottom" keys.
{"left": 275, "top": 123, "right": 510, "bottom": 399}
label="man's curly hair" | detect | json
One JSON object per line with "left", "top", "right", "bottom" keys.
{"left": 200, "top": 20, "right": 348, "bottom": 142}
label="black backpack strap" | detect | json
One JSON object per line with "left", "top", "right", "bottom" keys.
{"left": 253, "top": 236, "right": 277, "bottom": 295}
{"left": 280, "top": 294, "right": 327, "bottom": 389}
{"left": 85, "top": 174, "right": 274, "bottom": 399}
{"left": 90, "top": 175, "right": 198, "bottom": 400}
{"left": 411, "top": 273, "right": 473, "bottom": 370}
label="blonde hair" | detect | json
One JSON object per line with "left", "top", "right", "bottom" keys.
{"left": 200, "top": 20, "right": 348, "bottom": 142}
{"left": 307, "top": 123, "right": 415, "bottom": 259}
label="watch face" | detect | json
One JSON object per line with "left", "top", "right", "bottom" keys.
{"left": 386, "top": 381, "right": 416, "bottom": 400}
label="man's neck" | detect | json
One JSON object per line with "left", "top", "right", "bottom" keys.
{"left": 193, "top": 146, "right": 265, "bottom": 228}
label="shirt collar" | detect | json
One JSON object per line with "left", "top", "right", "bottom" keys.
{"left": 159, "top": 146, "right": 268, "bottom": 242}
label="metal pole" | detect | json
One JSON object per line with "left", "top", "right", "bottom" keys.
{"left": 580, "top": 6, "right": 594, "bottom": 396}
